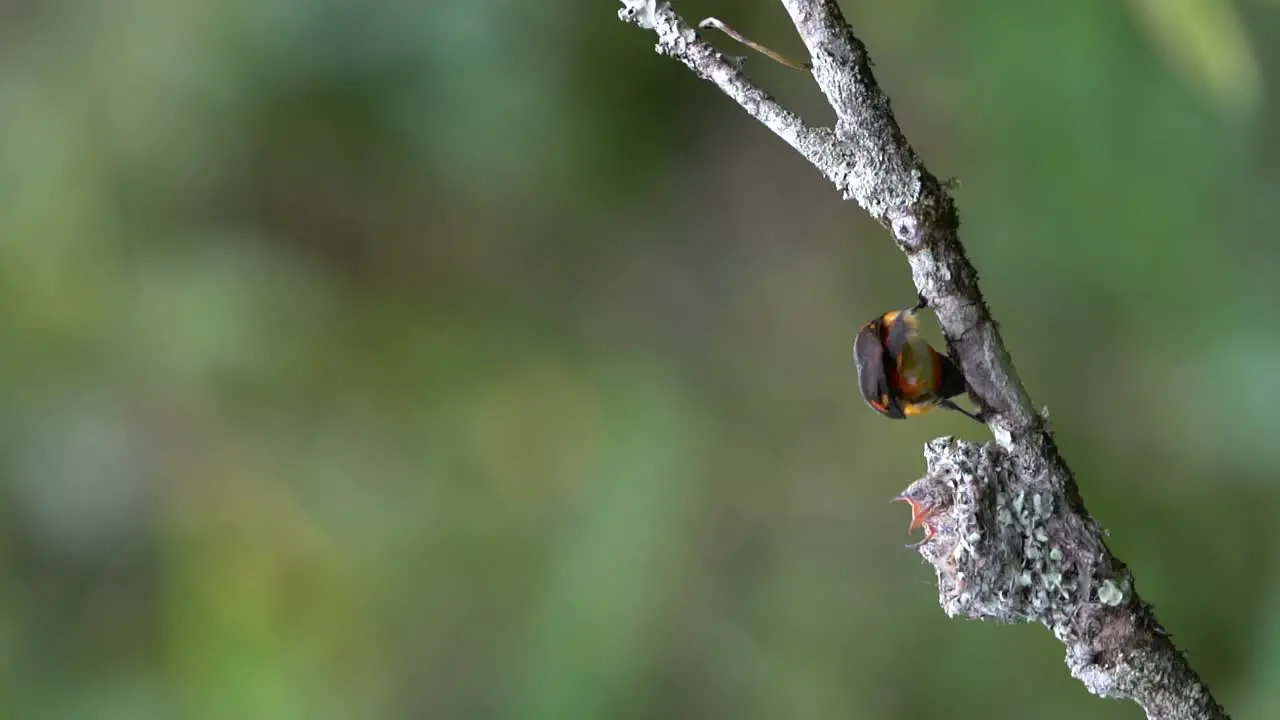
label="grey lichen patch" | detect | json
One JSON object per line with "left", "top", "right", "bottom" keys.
{"left": 617, "top": 0, "right": 661, "bottom": 29}
{"left": 1097, "top": 575, "right": 1132, "bottom": 607}
{"left": 890, "top": 213, "right": 922, "bottom": 250}
{"left": 906, "top": 438, "right": 1117, "bottom": 630}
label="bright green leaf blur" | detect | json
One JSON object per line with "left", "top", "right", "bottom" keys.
{"left": 1129, "top": 0, "right": 1260, "bottom": 111}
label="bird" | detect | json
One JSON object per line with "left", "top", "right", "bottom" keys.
{"left": 852, "top": 294, "right": 985, "bottom": 423}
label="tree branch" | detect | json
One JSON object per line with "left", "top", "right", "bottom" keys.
{"left": 617, "top": 2, "right": 1230, "bottom": 718}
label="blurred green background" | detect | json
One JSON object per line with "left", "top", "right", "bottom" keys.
{"left": 1, "top": 0, "right": 1278, "bottom": 718}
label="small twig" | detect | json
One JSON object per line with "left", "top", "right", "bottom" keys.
{"left": 698, "top": 17, "right": 811, "bottom": 70}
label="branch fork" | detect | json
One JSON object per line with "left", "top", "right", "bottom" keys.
{"left": 618, "top": 2, "right": 1229, "bottom": 718}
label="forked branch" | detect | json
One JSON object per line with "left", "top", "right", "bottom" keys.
{"left": 616, "top": 2, "right": 1229, "bottom": 718}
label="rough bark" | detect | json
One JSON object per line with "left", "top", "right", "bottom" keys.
{"left": 617, "top": 2, "right": 1230, "bottom": 718}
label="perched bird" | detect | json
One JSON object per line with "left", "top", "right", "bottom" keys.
{"left": 852, "top": 295, "right": 984, "bottom": 423}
